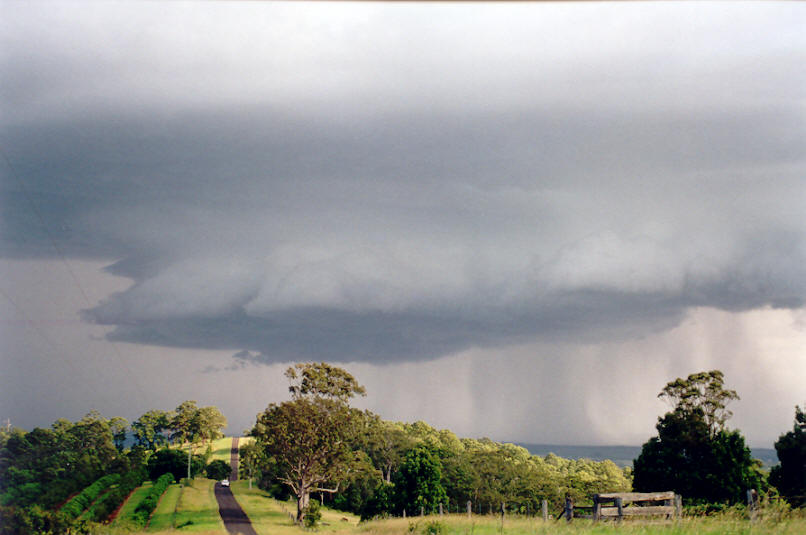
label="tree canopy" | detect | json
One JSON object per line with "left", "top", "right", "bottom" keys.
{"left": 252, "top": 365, "right": 367, "bottom": 522}
{"left": 634, "top": 370, "right": 764, "bottom": 504}
{"left": 770, "top": 405, "right": 806, "bottom": 506}
{"left": 658, "top": 370, "right": 739, "bottom": 436}
{"left": 285, "top": 362, "right": 367, "bottom": 401}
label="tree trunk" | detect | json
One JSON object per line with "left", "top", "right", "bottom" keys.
{"left": 297, "top": 488, "right": 310, "bottom": 522}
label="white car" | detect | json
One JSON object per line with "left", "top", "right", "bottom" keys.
{"left": 221, "top": 479, "right": 230, "bottom": 487}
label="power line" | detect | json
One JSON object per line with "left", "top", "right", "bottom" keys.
{"left": 0, "top": 146, "right": 149, "bottom": 402}
{"left": 0, "top": 285, "right": 101, "bottom": 402}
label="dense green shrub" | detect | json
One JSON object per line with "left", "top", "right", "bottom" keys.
{"left": 59, "top": 473, "right": 121, "bottom": 519}
{"left": 0, "top": 413, "right": 121, "bottom": 509}
{"left": 147, "top": 448, "right": 204, "bottom": 480}
{"left": 770, "top": 405, "right": 806, "bottom": 507}
{"left": 132, "top": 473, "right": 174, "bottom": 526}
{"left": 303, "top": 500, "right": 321, "bottom": 528}
{"left": 0, "top": 505, "right": 87, "bottom": 535}
{"left": 206, "top": 459, "right": 232, "bottom": 481}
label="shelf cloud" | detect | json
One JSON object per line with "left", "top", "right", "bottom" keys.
{"left": 2, "top": 2, "right": 805, "bottom": 369}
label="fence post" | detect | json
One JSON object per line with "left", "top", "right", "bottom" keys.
{"left": 420, "top": 506, "right": 424, "bottom": 517}
{"left": 439, "top": 503, "right": 443, "bottom": 516}
{"left": 674, "top": 494, "right": 682, "bottom": 519}
{"left": 564, "top": 497, "right": 573, "bottom": 523}
{"left": 615, "top": 497, "right": 623, "bottom": 523}
{"left": 467, "top": 500, "right": 472, "bottom": 519}
{"left": 541, "top": 500, "right": 548, "bottom": 521}
{"left": 403, "top": 509, "right": 406, "bottom": 519}
{"left": 593, "top": 494, "right": 600, "bottom": 522}
{"left": 747, "top": 489, "right": 758, "bottom": 521}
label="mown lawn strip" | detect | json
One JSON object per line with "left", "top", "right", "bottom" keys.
{"left": 167, "top": 478, "right": 224, "bottom": 532}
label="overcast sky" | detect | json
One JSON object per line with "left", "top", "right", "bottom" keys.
{"left": 1, "top": 1, "right": 805, "bottom": 448}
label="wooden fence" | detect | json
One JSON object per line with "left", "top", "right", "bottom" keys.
{"left": 593, "top": 492, "right": 680, "bottom": 521}
{"left": 559, "top": 492, "right": 681, "bottom": 522}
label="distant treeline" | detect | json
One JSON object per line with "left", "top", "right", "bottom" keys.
{"left": 516, "top": 444, "right": 779, "bottom": 469}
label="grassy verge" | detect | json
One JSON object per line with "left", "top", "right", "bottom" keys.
{"left": 149, "top": 478, "right": 223, "bottom": 533}
{"left": 112, "top": 481, "right": 153, "bottom": 525}
{"left": 147, "top": 483, "right": 182, "bottom": 531}
{"left": 229, "top": 481, "right": 359, "bottom": 535}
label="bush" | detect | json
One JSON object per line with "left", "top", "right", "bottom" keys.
{"left": 206, "top": 459, "right": 231, "bottom": 481}
{"left": 303, "top": 500, "right": 321, "bottom": 528}
{"left": 132, "top": 473, "right": 174, "bottom": 526}
{"left": 59, "top": 473, "right": 121, "bottom": 519}
{"left": 421, "top": 520, "right": 444, "bottom": 535}
{"left": 147, "top": 448, "right": 204, "bottom": 480}
{"left": 0, "top": 505, "right": 87, "bottom": 535}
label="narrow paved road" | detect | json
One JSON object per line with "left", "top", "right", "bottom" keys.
{"left": 229, "top": 437, "right": 239, "bottom": 481}
{"left": 214, "top": 437, "right": 257, "bottom": 535}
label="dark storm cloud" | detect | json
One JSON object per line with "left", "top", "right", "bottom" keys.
{"left": 2, "top": 2, "right": 805, "bottom": 365}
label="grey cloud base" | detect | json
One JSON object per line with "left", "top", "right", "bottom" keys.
{"left": 3, "top": 2, "right": 806, "bottom": 367}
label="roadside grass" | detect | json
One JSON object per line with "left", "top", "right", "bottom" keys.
{"left": 147, "top": 483, "right": 182, "bottom": 531}
{"left": 159, "top": 478, "right": 223, "bottom": 533}
{"left": 112, "top": 481, "right": 153, "bottom": 525}
{"left": 102, "top": 475, "right": 806, "bottom": 535}
{"left": 229, "top": 480, "right": 359, "bottom": 535}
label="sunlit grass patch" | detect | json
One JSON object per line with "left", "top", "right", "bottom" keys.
{"left": 229, "top": 481, "right": 359, "bottom": 535}
{"left": 169, "top": 478, "right": 223, "bottom": 532}
{"left": 209, "top": 437, "right": 234, "bottom": 464}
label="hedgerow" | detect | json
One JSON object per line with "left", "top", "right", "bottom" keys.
{"left": 83, "top": 468, "right": 147, "bottom": 523}
{"left": 132, "top": 473, "right": 174, "bottom": 526}
{"left": 59, "top": 473, "right": 120, "bottom": 519}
